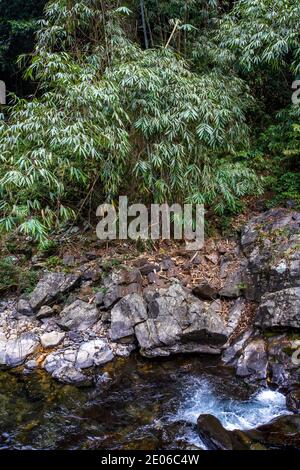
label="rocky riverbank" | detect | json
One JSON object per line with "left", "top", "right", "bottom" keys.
{"left": 0, "top": 207, "right": 299, "bottom": 417}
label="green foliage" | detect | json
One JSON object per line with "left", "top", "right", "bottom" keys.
{"left": 0, "top": 255, "right": 38, "bottom": 293}
{"left": 218, "top": 0, "right": 300, "bottom": 73}
{"left": 262, "top": 107, "right": 300, "bottom": 208}
{"left": 0, "top": 0, "right": 299, "bottom": 246}
{"left": 0, "top": 0, "right": 262, "bottom": 243}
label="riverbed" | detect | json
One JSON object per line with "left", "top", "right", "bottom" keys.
{"left": 0, "top": 355, "right": 289, "bottom": 450}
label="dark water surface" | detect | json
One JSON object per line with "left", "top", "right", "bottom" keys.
{"left": 0, "top": 355, "right": 289, "bottom": 450}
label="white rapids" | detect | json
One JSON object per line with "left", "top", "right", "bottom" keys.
{"left": 170, "top": 376, "right": 290, "bottom": 449}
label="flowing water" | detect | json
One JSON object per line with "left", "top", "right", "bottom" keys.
{"left": 0, "top": 354, "right": 289, "bottom": 450}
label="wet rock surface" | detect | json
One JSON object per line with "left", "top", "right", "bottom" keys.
{"left": 197, "top": 414, "right": 300, "bottom": 450}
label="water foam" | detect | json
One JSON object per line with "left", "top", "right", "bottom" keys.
{"left": 171, "top": 376, "right": 290, "bottom": 448}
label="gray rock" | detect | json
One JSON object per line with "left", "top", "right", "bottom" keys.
{"left": 17, "top": 299, "right": 33, "bottom": 316}
{"left": 25, "top": 359, "right": 38, "bottom": 370}
{"left": 138, "top": 263, "right": 160, "bottom": 276}
{"left": 226, "top": 298, "right": 245, "bottom": 337}
{"left": 286, "top": 388, "right": 300, "bottom": 413}
{"left": 63, "top": 254, "right": 75, "bottom": 267}
{"left": 222, "top": 329, "right": 253, "bottom": 365}
{"left": 0, "top": 338, "right": 7, "bottom": 365}
{"left": 95, "top": 291, "right": 105, "bottom": 306}
{"left": 255, "top": 287, "right": 300, "bottom": 329}
{"left": 99, "top": 269, "right": 143, "bottom": 311}
{"left": 44, "top": 349, "right": 75, "bottom": 374}
{"left": 113, "top": 343, "right": 137, "bottom": 357}
{"left": 118, "top": 269, "right": 142, "bottom": 285}
{"left": 81, "top": 266, "right": 102, "bottom": 281}
{"left": 267, "top": 334, "right": 300, "bottom": 389}
{"left": 219, "top": 268, "right": 244, "bottom": 299}
{"left": 57, "top": 299, "right": 100, "bottom": 331}
{"left": 236, "top": 338, "right": 268, "bottom": 380}
{"left": 52, "top": 365, "right": 90, "bottom": 386}
{"left": 30, "top": 272, "right": 80, "bottom": 311}
{"left": 110, "top": 294, "right": 148, "bottom": 341}
{"left": 160, "top": 258, "right": 174, "bottom": 271}
{"left": 40, "top": 331, "right": 65, "bottom": 349}
{"left": 36, "top": 305, "right": 54, "bottom": 320}
{"left": 134, "top": 283, "right": 228, "bottom": 357}
{"left": 241, "top": 208, "right": 300, "bottom": 301}
{"left": 75, "top": 339, "right": 114, "bottom": 368}
{"left": 85, "top": 251, "right": 98, "bottom": 261}
{"left": 3, "top": 333, "right": 39, "bottom": 367}
{"left": 103, "top": 283, "right": 142, "bottom": 310}
{"left": 43, "top": 337, "right": 113, "bottom": 384}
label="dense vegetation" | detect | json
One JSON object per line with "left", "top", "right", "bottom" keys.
{"left": 0, "top": 0, "right": 299, "bottom": 245}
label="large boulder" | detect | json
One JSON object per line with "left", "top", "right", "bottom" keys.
{"left": 30, "top": 272, "right": 80, "bottom": 311}
{"left": 134, "top": 283, "right": 228, "bottom": 357}
{"left": 110, "top": 294, "right": 147, "bottom": 342}
{"left": 197, "top": 414, "right": 300, "bottom": 450}
{"left": 255, "top": 287, "right": 300, "bottom": 330}
{"left": 57, "top": 299, "right": 100, "bottom": 331}
{"left": 241, "top": 208, "right": 300, "bottom": 301}
{"left": 223, "top": 330, "right": 300, "bottom": 389}
{"left": 100, "top": 269, "right": 143, "bottom": 310}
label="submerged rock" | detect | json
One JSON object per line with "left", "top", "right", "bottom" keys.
{"left": 197, "top": 414, "right": 300, "bottom": 450}
{"left": 197, "top": 414, "right": 237, "bottom": 450}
